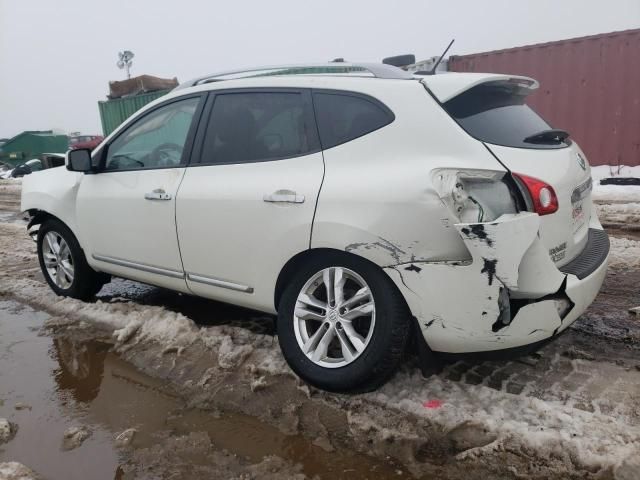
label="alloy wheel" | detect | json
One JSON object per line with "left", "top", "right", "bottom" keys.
{"left": 293, "top": 267, "right": 376, "bottom": 368}
{"left": 42, "top": 232, "right": 74, "bottom": 289}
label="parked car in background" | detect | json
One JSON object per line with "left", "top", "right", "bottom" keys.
{"left": 69, "top": 135, "right": 103, "bottom": 151}
{"left": 21, "top": 62, "right": 609, "bottom": 392}
{"left": 40, "top": 153, "right": 66, "bottom": 169}
{"left": 2, "top": 158, "right": 42, "bottom": 178}
{"left": 1, "top": 153, "right": 65, "bottom": 179}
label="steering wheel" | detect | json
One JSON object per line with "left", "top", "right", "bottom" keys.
{"left": 150, "top": 143, "right": 183, "bottom": 167}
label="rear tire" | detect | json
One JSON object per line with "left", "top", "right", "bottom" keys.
{"left": 277, "top": 252, "right": 411, "bottom": 393}
{"left": 37, "top": 218, "right": 109, "bottom": 300}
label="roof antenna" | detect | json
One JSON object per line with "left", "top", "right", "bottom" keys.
{"left": 429, "top": 39, "right": 455, "bottom": 75}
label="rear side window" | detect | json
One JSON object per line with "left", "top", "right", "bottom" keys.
{"left": 443, "top": 82, "right": 569, "bottom": 149}
{"left": 313, "top": 92, "right": 394, "bottom": 149}
{"left": 201, "top": 92, "right": 317, "bottom": 164}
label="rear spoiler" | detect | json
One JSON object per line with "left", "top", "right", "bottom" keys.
{"left": 420, "top": 73, "right": 539, "bottom": 103}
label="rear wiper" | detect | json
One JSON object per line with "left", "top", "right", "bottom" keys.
{"left": 523, "top": 129, "right": 570, "bottom": 144}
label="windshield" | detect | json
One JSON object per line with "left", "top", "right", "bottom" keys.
{"left": 443, "top": 81, "right": 569, "bottom": 150}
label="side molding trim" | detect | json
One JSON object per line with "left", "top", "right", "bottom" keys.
{"left": 187, "top": 273, "right": 254, "bottom": 293}
{"left": 92, "top": 254, "right": 185, "bottom": 279}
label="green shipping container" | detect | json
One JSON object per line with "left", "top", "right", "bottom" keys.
{"left": 0, "top": 131, "right": 69, "bottom": 167}
{"left": 98, "top": 90, "right": 170, "bottom": 136}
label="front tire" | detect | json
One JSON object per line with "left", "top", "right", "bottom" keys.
{"left": 37, "top": 218, "right": 108, "bottom": 300}
{"left": 277, "top": 253, "right": 411, "bottom": 393}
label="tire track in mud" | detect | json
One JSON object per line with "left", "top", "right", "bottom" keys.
{"left": 1, "top": 182, "right": 640, "bottom": 478}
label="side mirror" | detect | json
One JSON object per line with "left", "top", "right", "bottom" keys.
{"left": 66, "top": 149, "right": 93, "bottom": 172}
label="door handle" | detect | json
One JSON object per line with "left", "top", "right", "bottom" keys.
{"left": 263, "top": 190, "right": 305, "bottom": 204}
{"left": 144, "top": 188, "right": 172, "bottom": 201}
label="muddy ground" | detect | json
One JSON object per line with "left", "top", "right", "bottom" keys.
{"left": 1, "top": 180, "right": 640, "bottom": 479}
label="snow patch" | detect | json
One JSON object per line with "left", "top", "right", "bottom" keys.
{"left": 591, "top": 166, "right": 640, "bottom": 227}
{"left": 0, "top": 462, "right": 39, "bottom": 480}
{"left": 591, "top": 165, "right": 640, "bottom": 204}
{"left": 609, "top": 237, "right": 640, "bottom": 269}
{"left": 62, "top": 426, "right": 91, "bottom": 451}
{"left": 0, "top": 418, "right": 16, "bottom": 444}
{"left": 0, "top": 178, "right": 23, "bottom": 186}
{"left": 217, "top": 336, "right": 254, "bottom": 369}
{"left": 366, "top": 372, "right": 640, "bottom": 472}
{"left": 596, "top": 202, "right": 640, "bottom": 226}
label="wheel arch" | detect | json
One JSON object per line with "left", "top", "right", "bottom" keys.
{"left": 34, "top": 209, "right": 110, "bottom": 299}
{"left": 26, "top": 209, "right": 75, "bottom": 237}
{"left": 27, "top": 209, "right": 91, "bottom": 268}
{"left": 273, "top": 247, "right": 411, "bottom": 314}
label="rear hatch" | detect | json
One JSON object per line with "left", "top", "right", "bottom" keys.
{"left": 423, "top": 74, "right": 593, "bottom": 267}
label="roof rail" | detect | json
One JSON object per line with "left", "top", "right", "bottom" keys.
{"left": 174, "top": 62, "right": 414, "bottom": 90}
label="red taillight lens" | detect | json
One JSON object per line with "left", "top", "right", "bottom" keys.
{"left": 512, "top": 173, "right": 559, "bottom": 216}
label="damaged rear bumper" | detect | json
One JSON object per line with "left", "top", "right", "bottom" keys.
{"left": 384, "top": 212, "right": 609, "bottom": 354}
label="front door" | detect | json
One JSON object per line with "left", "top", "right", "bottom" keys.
{"left": 77, "top": 95, "right": 204, "bottom": 291}
{"left": 176, "top": 89, "right": 324, "bottom": 312}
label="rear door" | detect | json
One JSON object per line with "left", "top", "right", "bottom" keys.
{"left": 440, "top": 79, "right": 593, "bottom": 266}
{"left": 176, "top": 89, "right": 324, "bottom": 312}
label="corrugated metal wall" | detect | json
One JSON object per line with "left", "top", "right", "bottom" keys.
{"left": 98, "top": 90, "right": 170, "bottom": 136}
{"left": 449, "top": 29, "right": 640, "bottom": 167}
{"left": 0, "top": 132, "right": 68, "bottom": 166}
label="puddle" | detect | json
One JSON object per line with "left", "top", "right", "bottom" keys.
{"left": 0, "top": 300, "right": 413, "bottom": 479}
{"left": 1, "top": 301, "right": 118, "bottom": 479}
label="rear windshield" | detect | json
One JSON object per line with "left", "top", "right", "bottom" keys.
{"left": 443, "top": 82, "right": 569, "bottom": 149}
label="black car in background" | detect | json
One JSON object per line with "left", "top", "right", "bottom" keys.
{"left": 1, "top": 153, "right": 66, "bottom": 179}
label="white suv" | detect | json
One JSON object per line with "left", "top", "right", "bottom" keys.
{"left": 21, "top": 63, "right": 609, "bottom": 392}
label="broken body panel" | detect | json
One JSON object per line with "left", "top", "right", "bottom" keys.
{"left": 385, "top": 211, "right": 607, "bottom": 353}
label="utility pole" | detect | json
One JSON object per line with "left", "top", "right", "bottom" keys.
{"left": 117, "top": 50, "right": 135, "bottom": 79}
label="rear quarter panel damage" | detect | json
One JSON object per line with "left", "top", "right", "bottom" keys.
{"left": 311, "top": 80, "right": 510, "bottom": 267}
{"left": 385, "top": 212, "right": 572, "bottom": 353}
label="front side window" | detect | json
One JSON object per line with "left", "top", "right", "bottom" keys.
{"left": 313, "top": 92, "right": 394, "bottom": 149}
{"left": 201, "top": 92, "right": 314, "bottom": 164}
{"left": 105, "top": 97, "right": 200, "bottom": 171}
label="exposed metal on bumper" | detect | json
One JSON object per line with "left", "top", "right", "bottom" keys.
{"left": 384, "top": 212, "right": 609, "bottom": 353}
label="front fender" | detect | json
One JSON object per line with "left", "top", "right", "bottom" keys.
{"left": 21, "top": 167, "right": 83, "bottom": 240}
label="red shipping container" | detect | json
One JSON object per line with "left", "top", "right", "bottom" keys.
{"left": 449, "top": 29, "right": 640, "bottom": 167}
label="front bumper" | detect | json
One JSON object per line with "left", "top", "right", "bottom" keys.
{"left": 384, "top": 213, "right": 609, "bottom": 354}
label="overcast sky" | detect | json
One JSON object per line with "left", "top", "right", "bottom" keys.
{"left": 0, "top": 0, "right": 638, "bottom": 138}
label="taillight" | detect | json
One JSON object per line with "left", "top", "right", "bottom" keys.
{"left": 512, "top": 173, "right": 558, "bottom": 216}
